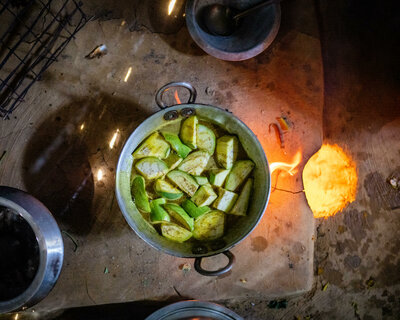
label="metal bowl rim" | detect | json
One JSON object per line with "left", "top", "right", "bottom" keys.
{"left": 185, "top": 0, "right": 282, "bottom": 61}
{"left": 0, "top": 187, "right": 64, "bottom": 313}
{"left": 144, "top": 300, "right": 244, "bottom": 320}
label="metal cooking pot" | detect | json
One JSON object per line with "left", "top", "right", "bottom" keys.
{"left": 115, "top": 82, "right": 271, "bottom": 276}
{"left": 145, "top": 300, "right": 243, "bottom": 320}
{"left": 0, "top": 186, "right": 63, "bottom": 313}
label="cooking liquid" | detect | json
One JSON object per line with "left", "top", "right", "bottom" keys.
{"left": 0, "top": 206, "right": 40, "bottom": 301}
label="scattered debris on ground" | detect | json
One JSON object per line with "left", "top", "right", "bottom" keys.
{"left": 85, "top": 44, "right": 108, "bottom": 59}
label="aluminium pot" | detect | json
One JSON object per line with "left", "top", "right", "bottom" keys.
{"left": 115, "top": 82, "right": 271, "bottom": 276}
{"left": 145, "top": 300, "right": 243, "bottom": 320}
{"left": 0, "top": 186, "right": 64, "bottom": 313}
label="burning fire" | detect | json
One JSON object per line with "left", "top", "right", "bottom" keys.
{"left": 270, "top": 151, "right": 302, "bottom": 175}
{"left": 174, "top": 90, "right": 181, "bottom": 104}
{"left": 302, "top": 144, "right": 357, "bottom": 218}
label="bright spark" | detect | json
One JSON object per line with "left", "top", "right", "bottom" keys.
{"left": 124, "top": 67, "right": 132, "bottom": 82}
{"left": 15, "top": 314, "right": 19, "bottom": 320}
{"left": 168, "top": 0, "right": 177, "bottom": 15}
{"left": 109, "top": 129, "right": 119, "bottom": 149}
{"left": 80, "top": 123, "right": 85, "bottom": 130}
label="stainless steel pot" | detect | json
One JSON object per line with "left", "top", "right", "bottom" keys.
{"left": 115, "top": 82, "right": 271, "bottom": 276}
{"left": 0, "top": 186, "right": 64, "bottom": 313}
{"left": 145, "top": 300, "right": 243, "bottom": 320}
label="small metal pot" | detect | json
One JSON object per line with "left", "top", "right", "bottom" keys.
{"left": 116, "top": 82, "right": 271, "bottom": 276}
{"left": 0, "top": 187, "right": 64, "bottom": 313}
{"left": 145, "top": 300, "right": 243, "bottom": 320}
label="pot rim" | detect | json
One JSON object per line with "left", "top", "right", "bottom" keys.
{"left": 0, "top": 186, "right": 64, "bottom": 313}
{"left": 185, "top": 0, "right": 281, "bottom": 61}
{"left": 115, "top": 102, "right": 271, "bottom": 258}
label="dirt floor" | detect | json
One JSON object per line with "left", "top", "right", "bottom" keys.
{"left": 63, "top": 0, "right": 400, "bottom": 319}
{"left": 0, "top": 0, "right": 399, "bottom": 319}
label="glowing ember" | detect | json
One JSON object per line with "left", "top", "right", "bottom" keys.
{"left": 174, "top": 90, "right": 181, "bottom": 104}
{"left": 80, "top": 123, "right": 85, "bottom": 130}
{"left": 109, "top": 129, "right": 119, "bottom": 149}
{"left": 97, "top": 169, "right": 103, "bottom": 181}
{"left": 270, "top": 151, "right": 302, "bottom": 175}
{"left": 302, "top": 144, "right": 357, "bottom": 218}
{"left": 168, "top": 0, "right": 177, "bottom": 15}
{"left": 124, "top": 67, "right": 132, "bottom": 82}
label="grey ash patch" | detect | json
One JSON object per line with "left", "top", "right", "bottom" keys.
{"left": 344, "top": 255, "right": 361, "bottom": 269}
{"left": 343, "top": 209, "right": 367, "bottom": 242}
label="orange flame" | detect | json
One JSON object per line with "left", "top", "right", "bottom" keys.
{"left": 270, "top": 151, "right": 302, "bottom": 175}
{"left": 174, "top": 90, "right": 181, "bottom": 104}
{"left": 302, "top": 144, "right": 357, "bottom": 219}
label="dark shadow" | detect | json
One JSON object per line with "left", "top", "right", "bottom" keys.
{"left": 53, "top": 298, "right": 191, "bottom": 320}
{"left": 147, "top": 0, "right": 186, "bottom": 34}
{"left": 156, "top": 25, "right": 206, "bottom": 56}
{"left": 79, "top": 0, "right": 205, "bottom": 56}
{"left": 147, "top": 0, "right": 205, "bottom": 56}
{"left": 315, "top": 0, "right": 400, "bottom": 138}
{"left": 226, "top": 0, "right": 319, "bottom": 69}
{"left": 22, "top": 93, "right": 153, "bottom": 235}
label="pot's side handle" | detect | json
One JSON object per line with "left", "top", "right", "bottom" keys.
{"left": 155, "top": 82, "right": 197, "bottom": 109}
{"left": 194, "top": 251, "right": 235, "bottom": 276}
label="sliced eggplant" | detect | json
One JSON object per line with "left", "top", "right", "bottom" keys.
{"left": 213, "top": 188, "right": 238, "bottom": 212}
{"left": 216, "top": 135, "right": 239, "bottom": 169}
{"left": 205, "top": 155, "right": 219, "bottom": 171}
{"left": 150, "top": 198, "right": 170, "bottom": 223}
{"left": 181, "top": 199, "right": 211, "bottom": 218}
{"left": 225, "top": 160, "right": 255, "bottom": 191}
{"left": 191, "top": 185, "right": 218, "bottom": 207}
{"left": 167, "top": 170, "right": 199, "bottom": 196}
{"left": 161, "top": 222, "right": 192, "bottom": 242}
{"left": 135, "top": 157, "right": 168, "bottom": 180}
{"left": 154, "top": 179, "right": 183, "bottom": 200}
{"left": 131, "top": 175, "right": 150, "bottom": 212}
{"left": 164, "top": 152, "right": 183, "bottom": 171}
{"left": 193, "top": 210, "right": 225, "bottom": 241}
{"left": 230, "top": 178, "right": 253, "bottom": 216}
{"left": 180, "top": 115, "right": 198, "bottom": 149}
{"left": 197, "top": 124, "right": 216, "bottom": 154}
{"left": 162, "top": 132, "right": 192, "bottom": 158}
{"left": 164, "top": 203, "right": 194, "bottom": 231}
{"left": 178, "top": 151, "right": 210, "bottom": 176}
{"left": 132, "top": 132, "right": 170, "bottom": 159}
{"left": 194, "top": 176, "right": 209, "bottom": 185}
{"left": 209, "top": 169, "right": 230, "bottom": 187}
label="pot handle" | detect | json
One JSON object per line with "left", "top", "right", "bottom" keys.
{"left": 155, "top": 82, "right": 197, "bottom": 109}
{"left": 194, "top": 251, "right": 235, "bottom": 276}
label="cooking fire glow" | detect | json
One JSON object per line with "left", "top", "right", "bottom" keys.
{"left": 270, "top": 151, "right": 302, "bottom": 175}
{"left": 302, "top": 144, "right": 357, "bottom": 218}
{"left": 174, "top": 90, "right": 181, "bottom": 104}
